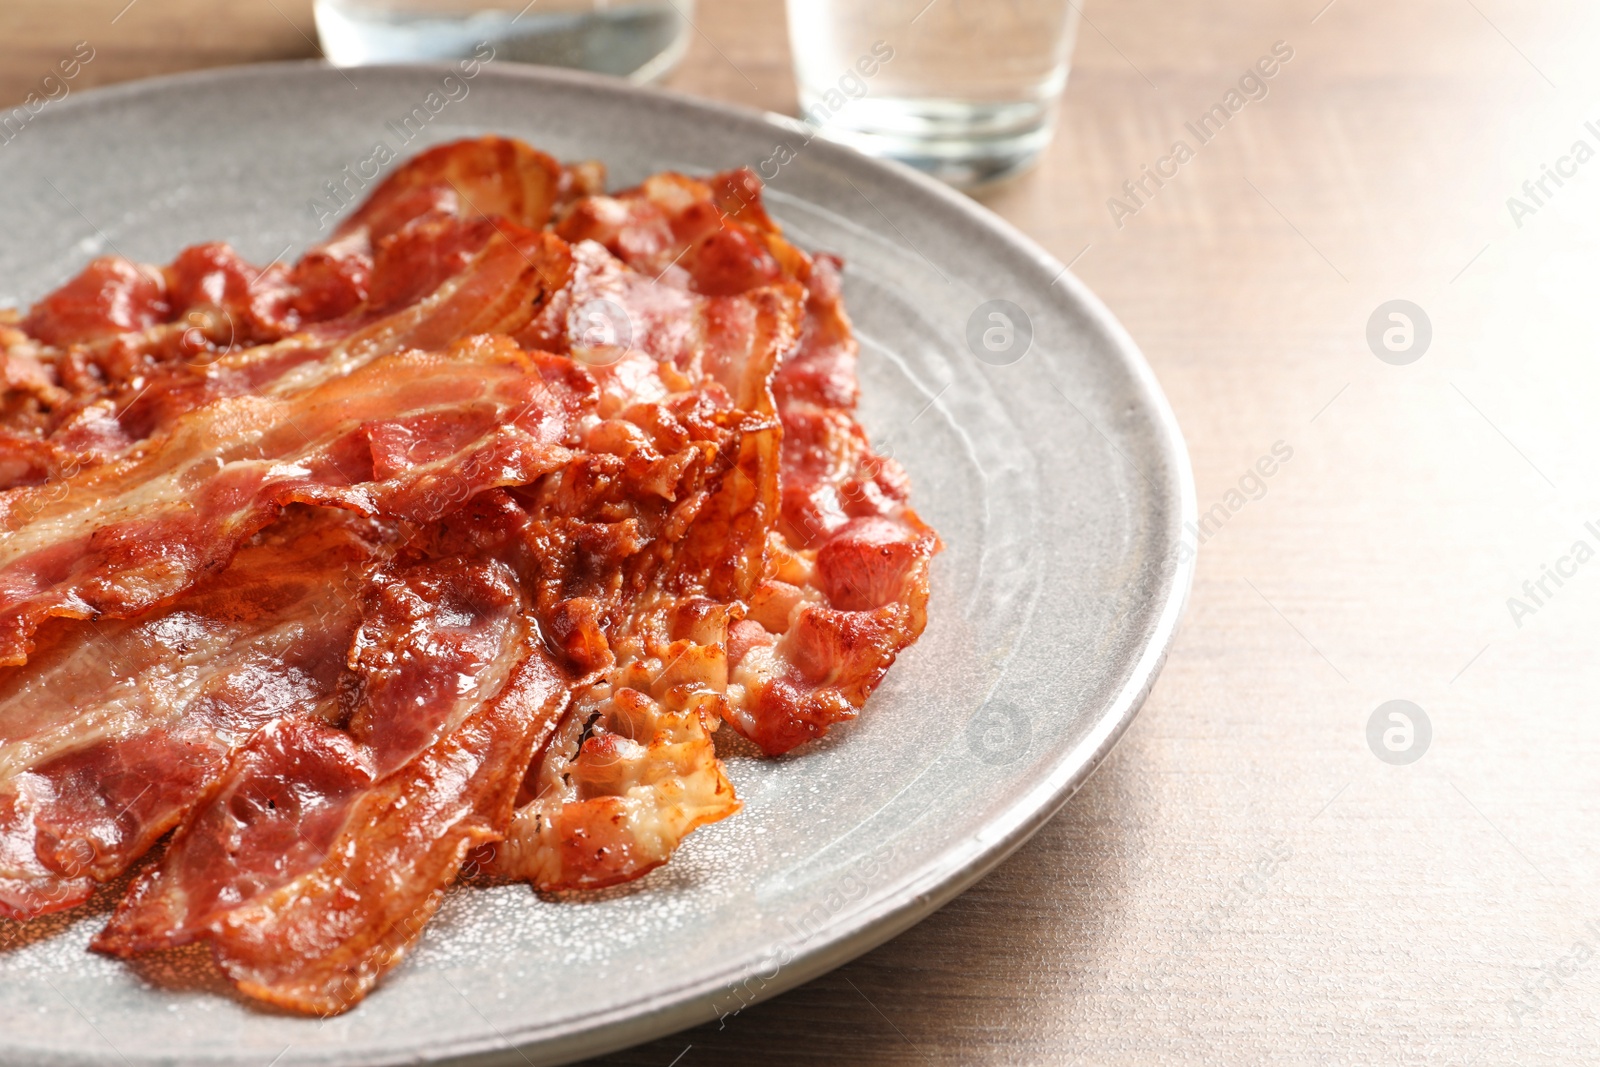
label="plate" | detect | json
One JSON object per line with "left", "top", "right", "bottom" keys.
{"left": 0, "top": 62, "right": 1194, "bottom": 1067}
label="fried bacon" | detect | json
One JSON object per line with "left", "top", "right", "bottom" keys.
{"left": 0, "top": 223, "right": 571, "bottom": 486}
{"left": 558, "top": 167, "right": 939, "bottom": 753}
{"left": 97, "top": 631, "right": 573, "bottom": 1016}
{"left": 733, "top": 253, "right": 938, "bottom": 753}
{"left": 98, "top": 377, "right": 755, "bottom": 1002}
{"left": 489, "top": 588, "right": 740, "bottom": 891}
{"left": 480, "top": 237, "right": 797, "bottom": 890}
{"left": 483, "top": 386, "right": 771, "bottom": 891}
{"left": 196, "top": 644, "right": 568, "bottom": 1015}
{"left": 0, "top": 336, "right": 590, "bottom": 667}
{"left": 94, "top": 527, "right": 567, "bottom": 1014}
{"left": 0, "top": 135, "right": 938, "bottom": 1012}
{"left": 0, "top": 509, "right": 389, "bottom": 920}
{"left": 0, "top": 135, "right": 580, "bottom": 478}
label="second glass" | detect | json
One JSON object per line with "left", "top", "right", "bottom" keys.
{"left": 786, "top": 0, "right": 1081, "bottom": 188}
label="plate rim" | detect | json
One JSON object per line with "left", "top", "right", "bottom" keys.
{"left": 1, "top": 59, "right": 1198, "bottom": 1067}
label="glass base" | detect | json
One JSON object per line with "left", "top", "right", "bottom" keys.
{"left": 800, "top": 95, "right": 1056, "bottom": 189}
{"left": 315, "top": 1, "right": 691, "bottom": 83}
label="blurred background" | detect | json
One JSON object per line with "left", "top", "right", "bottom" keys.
{"left": 4, "top": 1, "right": 1600, "bottom": 1064}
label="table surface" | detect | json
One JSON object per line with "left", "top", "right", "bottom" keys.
{"left": 5, "top": 2, "right": 1600, "bottom": 1064}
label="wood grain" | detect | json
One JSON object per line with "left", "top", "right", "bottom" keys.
{"left": 3, "top": 1, "right": 1598, "bottom": 1063}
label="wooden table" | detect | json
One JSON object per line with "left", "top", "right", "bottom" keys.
{"left": 6, "top": 2, "right": 1599, "bottom": 1063}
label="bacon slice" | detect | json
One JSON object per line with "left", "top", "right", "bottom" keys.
{"left": 732, "top": 254, "right": 938, "bottom": 753}
{"left": 0, "top": 336, "right": 591, "bottom": 668}
{"left": 488, "top": 588, "right": 740, "bottom": 891}
{"left": 90, "top": 496, "right": 549, "bottom": 992}
{"left": 484, "top": 389, "right": 771, "bottom": 891}
{"left": 4, "top": 138, "right": 580, "bottom": 481}
{"left": 13, "top": 244, "right": 353, "bottom": 450}
{"left": 15, "top": 135, "right": 562, "bottom": 361}
{"left": 118, "top": 226, "right": 571, "bottom": 450}
{"left": 96, "top": 622, "right": 572, "bottom": 1015}
{"left": 333, "top": 135, "right": 568, "bottom": 246}
{"left": 485, "top": 244, "right": 798, "bottom": 889}
{"left": 0, "top": 509, "right": 389, "bottom": 920}
{"left": 554, "top": 168, "right": 805, "bottom": 298}
{"left": 208, "top": 645, "right": 567, "bottom": 1015}
{"left": 523, "top": 238, "right": 801, "bottom": 598}
{"left": 94, "top": 544, "right": 540, "bottom": 947}
{"left": 2, "top": 224, "right": 571, "bottom": 480}
{"left": 4, "top": 136, "right": 575, "bottom": 441}
{"left": 561, "top": 168, "right": 940, "bottom": 754}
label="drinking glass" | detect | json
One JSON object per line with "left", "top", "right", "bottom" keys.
{"left": 315, "top": 0, "right": 695, "bottom": 83}
{"left": 786, "top": 0, "right": 1081, "bottom": 188}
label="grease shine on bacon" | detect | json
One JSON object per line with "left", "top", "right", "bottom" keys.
{"left": 0, "top": 136, "right": 938, "bottom": 1012}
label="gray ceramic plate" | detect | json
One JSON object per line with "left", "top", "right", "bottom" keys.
{"left": 0, "top": 63, "right": 1194, "bottom": 1067}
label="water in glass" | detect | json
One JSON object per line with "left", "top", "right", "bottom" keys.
{"left": 787, "top": 0, "right": 1080, "bottom": 187}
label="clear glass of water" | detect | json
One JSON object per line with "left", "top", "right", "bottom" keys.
{"left": 786, "top": 0, "right": 1081, "bottom": 188}
{"left": 316, "top": 0, "right": 695, "bottom": 82}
